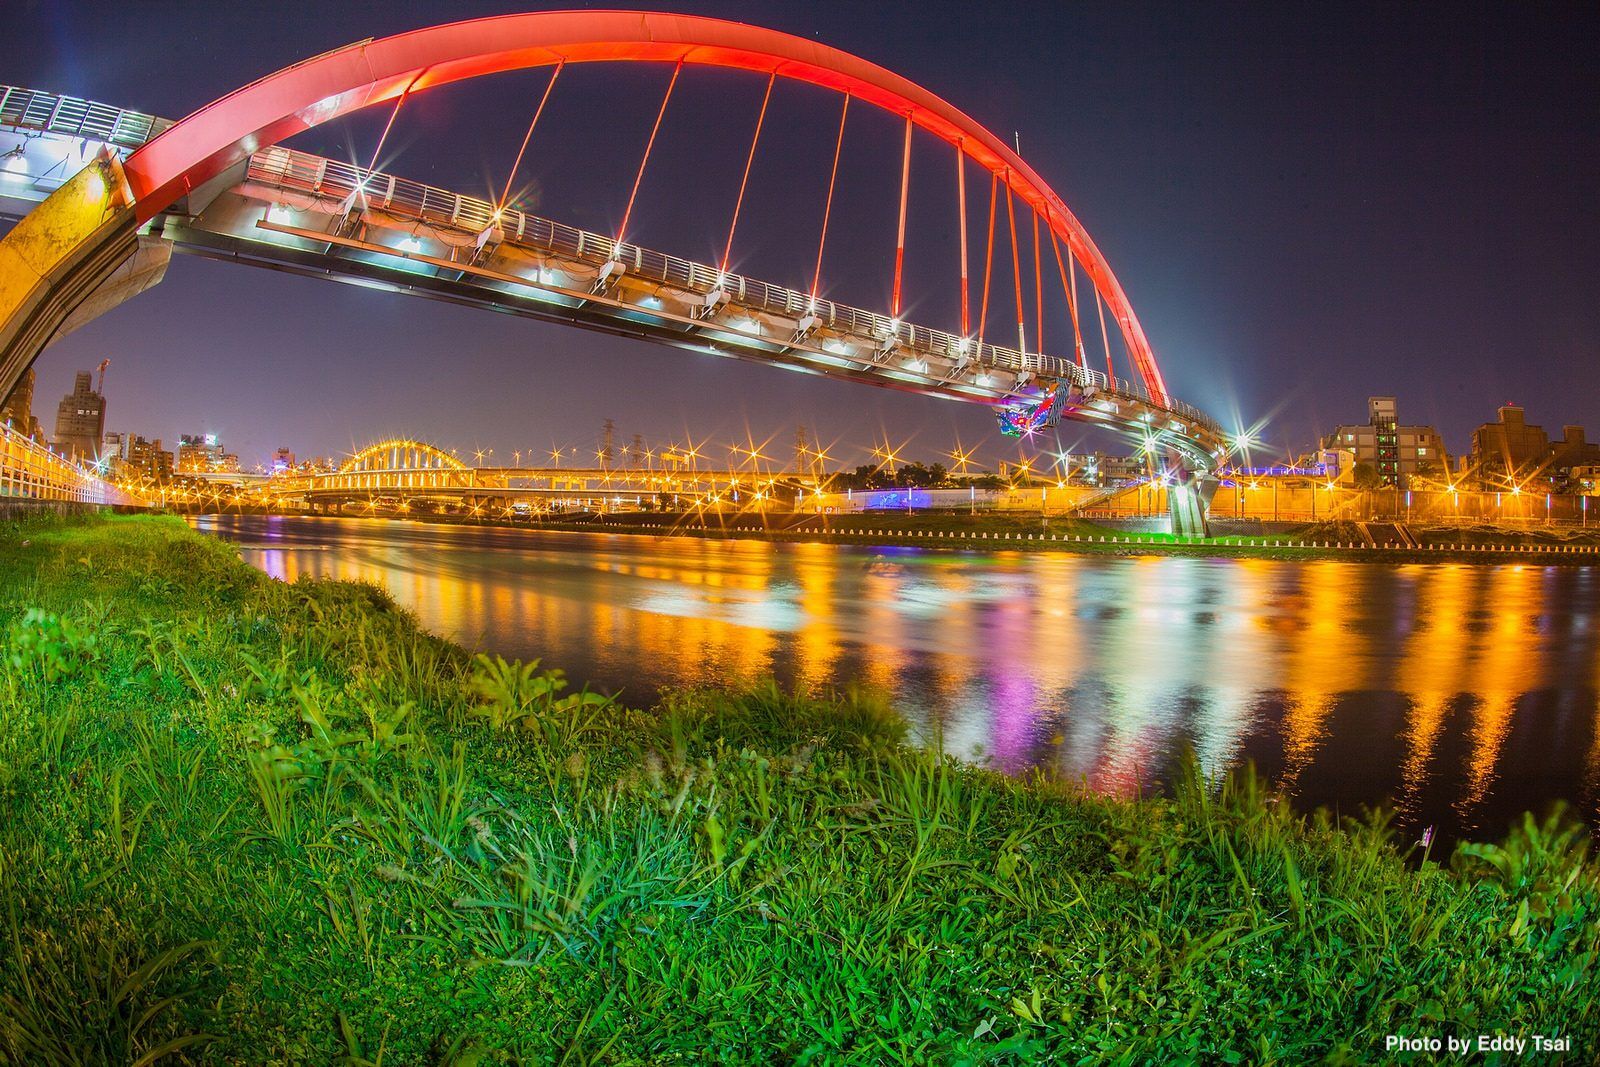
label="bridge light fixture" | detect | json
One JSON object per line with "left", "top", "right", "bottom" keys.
{"left": 81, "top": 166, "right": 107, "bottom": 203}
{"left": 0, "top": 143, "right": 26, "bottom": 178}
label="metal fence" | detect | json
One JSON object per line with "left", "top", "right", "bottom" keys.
{"left": 0, "top": 422, "right": 136, "bottom": 504}
{"left": 0, "top": 84, "right": 171, "bottom": 152}
{"left": 246, "top": 145, "right": 1222, "bottom": 438}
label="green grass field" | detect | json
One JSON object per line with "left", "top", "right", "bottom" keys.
{"left": 1, "top": 513, "right": 1596, "bottom": 1063}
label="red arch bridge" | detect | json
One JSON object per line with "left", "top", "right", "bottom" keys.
{"left": 0, "top": 11, "right": 1237, "bottom": 533}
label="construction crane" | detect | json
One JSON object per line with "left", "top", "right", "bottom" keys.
{"left": 96, "top": 358, "right": 109, "bottom": 394}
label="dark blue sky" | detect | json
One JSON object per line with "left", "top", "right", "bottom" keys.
{"left": 5, "top": 1, "right": 1597, "bottom": 469}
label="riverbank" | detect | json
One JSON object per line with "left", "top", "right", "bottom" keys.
{"left": 3, "top": 512, "right": 1597, "bottom": 1061}
{"left": 318, "top": 505, "right": 1600, "bottom": 565}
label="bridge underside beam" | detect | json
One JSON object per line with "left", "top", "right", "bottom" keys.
{"left": 152, "top": 179, "right": 1223, "bottom": 471}
{"left": 0, "top": 152, "right": 145, "bottom": 404}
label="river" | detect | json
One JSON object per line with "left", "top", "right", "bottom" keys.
{"left": 194, "top": 513, "right": 1600, "bottom": 843}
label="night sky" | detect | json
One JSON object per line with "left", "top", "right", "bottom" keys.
{"left": 4, "top": 1, "right": 1597, "bottom": 470}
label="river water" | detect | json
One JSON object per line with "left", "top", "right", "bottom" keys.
{"left": 194, "top": 513, "right": 1600, "bottom": 843}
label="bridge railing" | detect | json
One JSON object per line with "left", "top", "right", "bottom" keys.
{"left": 1, "top": 422, "right": 137, "bottom": 505}
{"left": 245, "top": 146, "right": 1222, "bottom": 440}
{"left": 0, "top": 85, "right": 171, "bottom": 151}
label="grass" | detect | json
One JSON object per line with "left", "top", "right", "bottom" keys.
{"left": 1, "top": 511, "right": 1597, "bottom": 1063}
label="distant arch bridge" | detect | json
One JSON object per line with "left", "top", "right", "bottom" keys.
{"left": 276, "top": 438, "right": 768, "bottom": 510}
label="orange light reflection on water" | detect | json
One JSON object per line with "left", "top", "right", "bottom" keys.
{"left": 215, "top": 516, "right": 1600, "bottom": 839}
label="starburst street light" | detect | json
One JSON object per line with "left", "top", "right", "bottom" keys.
{"left": 947, "top": 443, "right": 975, "bottom": 475}
{"left": 731, "top": 441, "right": 773, "bottom": 470}
{"left": 872, "top": 441, "right": 904, "bottom": 475}
{"left": 808, "top": 443, "right": 835, "bottom": 475}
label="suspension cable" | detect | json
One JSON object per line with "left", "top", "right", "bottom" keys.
{"left": 810, "top": 93, "right": 851, "bottom": 305}
{"left": 1046, "top": 212, "right": 1086, "bottom": 369}
{"left": 1095, "top": 284, "right": 1114, "bottom": 383}
{"left": 891, "top": 113, "right": 913, "bottom": 319}
{"left": 1069, "top": 247, "right": 1086, "bottom": 370}
{"left": 978, "top": 171, "right": 997, "bottom": 343}
{"left": 615, "top": 60, "right": 683, "bottom": 250}
{"left": 1032, "top": 209, "right": 1044, "bottom": 355}
{"left": 956, "top": 141, "right": 969, "bottom": 337}
{"left": 1005, "top": 176, "right": 1026, "bottom": 355}
{"left": 357, "top": 82, "right": 416, "bottom": 211}
{"left": 720, "top": 71, "right": 776, "bottom": 276}
{"left": 497, "top": 60, "right": 565, "bottom": 214}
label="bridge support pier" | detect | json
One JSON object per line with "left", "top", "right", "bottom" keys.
{"left": 1167, "top": 471, "right": 1217, "bottom": 539}
{"left": 0, "top": 150, "right": 163, "bottom": 405}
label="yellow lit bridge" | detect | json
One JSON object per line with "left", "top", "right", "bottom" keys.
{"left": 266, "top": 439, "right": 789, "bottom": 513}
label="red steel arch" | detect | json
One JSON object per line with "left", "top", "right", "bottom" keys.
{"left": 124, "top": 10, "right": 1170, "bottom": 402}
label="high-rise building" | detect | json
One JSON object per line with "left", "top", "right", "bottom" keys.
{"left": 1470, "top": 405, "right": 1550, "bottom": 487}
{"left": 101, "top": 431, "right": 132, "bottom": 471}
{"left": 1467, "top": 413, "right": 1600, "bottom": 491}
{"left": 1547, "top": 426, "right": 1600, "bottom": 489}
{"left": 0, "top": 367, "right": 41, "bottom": 440}
{"left": 52, "top": 370, "right": 106, "bottom": 461}
{"left": 177, "top": 433, "right": 231, "bottom": 473}
{"left": 125, "top": 435, "right": 174, "bottom": 481}
{"left": 1319, "top": 397, "right": 1447, "bottom": 487}
{"left": 271, "top": 447, "right": 296, "bottom": 474}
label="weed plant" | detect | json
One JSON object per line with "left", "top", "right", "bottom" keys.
{"left": 0, "top": 514, "right": 1596, "bottom": 1062}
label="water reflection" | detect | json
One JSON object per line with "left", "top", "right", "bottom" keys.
{"left": 196, "top": 514, "right": 1600, "bottom": 841}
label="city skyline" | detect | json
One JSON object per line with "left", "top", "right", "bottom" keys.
{"left": 6, "top": 1, "right": 1599, "bottom": 469}
{"left": 30, "top": 356, "right": 1600, "bottom": 481}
